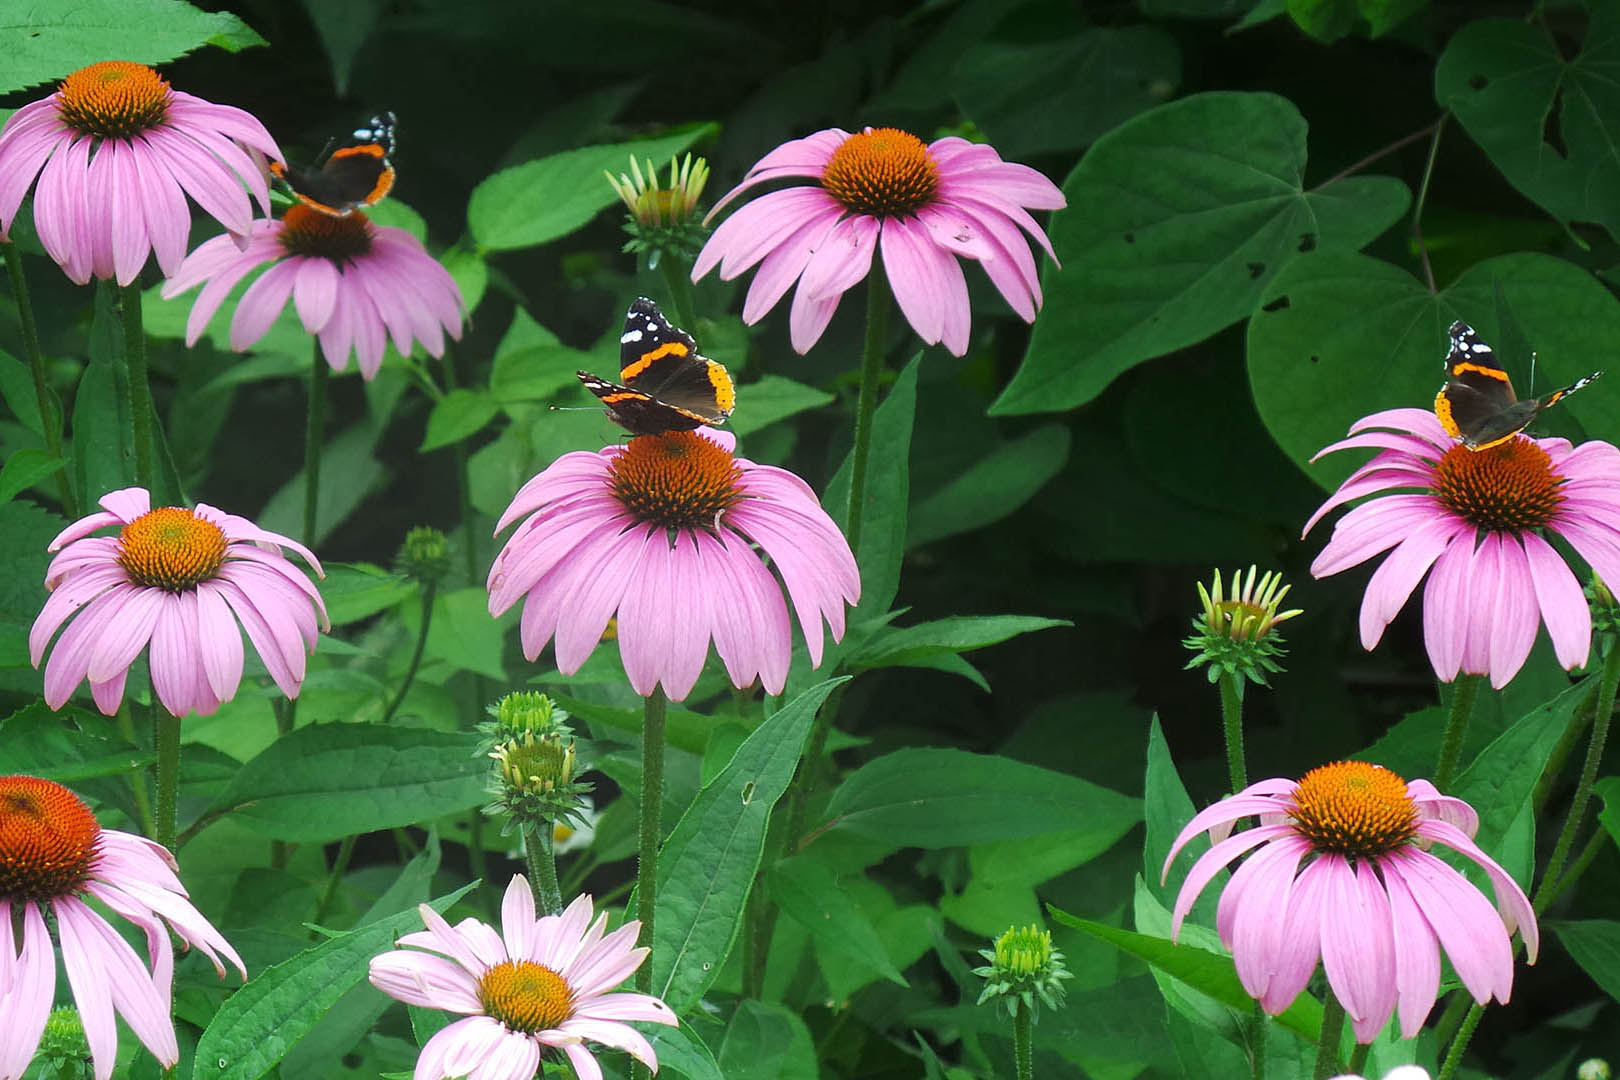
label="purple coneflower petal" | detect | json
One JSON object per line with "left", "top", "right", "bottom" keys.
{"left": 1222, "top": 831, "right": 1311, "bottom": 1001}
{"left": 1357, "top": 517, "right": 1456, "bottom": 649}
{"left": 1377, "top": 858, "right": 1442, "bottom": 1037}
{"left": 1484, "top": 535, "right": 1539, "bottom": 688}
{"left": 1320, "top": 859, "right": 1397, "bottom": 1042}
{"left": 1388, "top": 846, "right": 1513, "bottom": 1004}
{"left": 0, "top": 903, "right": 54, "bottom": 1080}
{"left": 879, "top": 218, "right": 949, "bottom": 348}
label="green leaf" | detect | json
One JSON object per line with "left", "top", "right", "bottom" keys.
{"left": 0, "top": 703, "right": 150, "bottom": 781}
{"left": 1143, "top": 715, "right": 1204, "bottom": 910}
{"left": 992, "top": 91, "right": 1409, "bottom": 415}
{"left": 1247, "top": 251, "right": 1620, "bottom": 487}
{"left": 767, "top": 855, "right": 908, "bottom": 987}
{"left": 76, "top": 289, "right": 135, "bottom": 504}
{"left": 0, "top": 348, "right": 43, "bottom": 438}
{"left": 638, "top": 1024, "right": 725, "bottom": 1080}
{"left": 0, "top": 448, "right": 63, "bottom": 505}
{"left": 320, "top": 563, "right": 415, "bottom": 627}
{"left": 1553, "top": 920, "right": 1620, "bottom": 1005}
{"left": 297, "top": 0, "right": 379, "bottom": 96}
{"left": 727, "top": 375, "right": 835, "bottom": 438}
{"left": 190, "top": 883, "right": 473, "bottom": 1080}
{"left": 420, "top": 388, "right": 499, "bottom": 452}
{"left": 0, "top": 0, "right": 266, "bottom": 93}
{"left": 211, "top": 724, "right": 486, "bottom": 843}
{"left": 1595, "top": 776, "right": 1620, "bottom": 854}
{"left": 257, "top": 422, "right": 386, "bottom": 547}
{"left": 819, "top": 747, "right": 1141, "bottom": 850}
{"left": 716, "top": 1001, "right": 817, "bottom": 1080}
{"left": 952, "top": 26, "right": 1180, "bottom": 158}
{"left": 1051, "top": 906, "right": 1323, "bottom": 1043}
{"left": 652, "top": 677, "right": 844, "bottom": 1013}
{"left": 907, "top": 424, "right": 1070, "bottom": 547}
{"left": 468, "top": 126, "right": 715, "bottom": 251}
{"left": 1286, "top": 0, "right": 1357, "bottom": 41}
{"left": 847, "top": 614, "right": 1068, "bottom": 673}
{"left": 824, "top": 355, "right": 919, "bottom": 623}
{"left": 1436, "top": 3, "right": 1620, "bottom": 244}
{"left": 414, "top": 586, "right": 508, "bottom": 682}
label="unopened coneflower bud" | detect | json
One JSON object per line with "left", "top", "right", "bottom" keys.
{"left": 394, "top": 526, "right": 450, "bottom": 587}
{"left": 1580, "top": 1059, "right": 1611, "bottom": 1080}
{"left": 1587, "top": 574, "right": 1620, "bottom": 637}
{"left": 1183, "top": 565, "right": 1301, "bottom": 687}
{"left": 479, "top": 692, "right": 592, "bottom": 833}
{"left": 605, "top": 153, "right": 711, "bottom": 267}
{"left": 973, "top": 924, "right": 1070, "bottom": 1021}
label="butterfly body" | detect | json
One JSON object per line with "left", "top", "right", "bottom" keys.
{"left": 577, "top": 298, "right": 735, "bottom": 436}
{"left": 269, "top": 112, "right": 397, "bottom": 217}
{"left": 1434, "top": 321, "right": 1602, "bottom": 451}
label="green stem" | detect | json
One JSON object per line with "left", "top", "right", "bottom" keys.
{"left": 658, "top": 255, "right": 697, "bottom": 332}
{"left": 152, "top": 709, "right": 181, "bottom": 851}
{"left": 270, "top": 699, "right": 295, "bottom": 869}
{"left": 1249, "top": 1001, "right": 1268, "bottom": 1080}
{"left": 1311, "top": 993, "right": 1345, "bottom": 1080}
{"left": 1219, "top": 671, "right": 1247, "bottom": 794}
{"left": 1533, "top": 683, "right": 1596, "bottom": 816}
{"left": 843, "top": 266, "right": 890, "bottom": 554}
{"left": 311, "top": 834, "right": 356, "bottom": 933}
{"left": 1013, "top": 1000, "right": 1033, "bottom": 1080}
{"left": 1345, "top": 1044, "right": 1369, "bottom": 1078}
{"left": 1541, "top": 827, "right": 1607, "bottom": 912}
{"left": 1432, "top": 673, "right": 1482, "bottom": 791}
{"left": 303, "top": 345, "right": 329, "bottom": 547}
{"left": 523, "top": 821, "right": 564, "bottom": 917}
{"left": 118, "top": 282, "right": 153, "bottom": 490}
{"left": 1436, "top": 1003, "right": 1483, "bottom": 1080}
{"left": 635, "top": 690, "right": 666, "bottom": 984}
{"left": 113, "top": 703, "right": 154, "bottom": 836}
{"left": 1536, "top": 635, "right": 1620, "bottom": 912}
{"left": 380, "top": 582, "right": 436, "bottom": 724}
{"left": 4, "top": 242, "right": 75, "bottom": 515}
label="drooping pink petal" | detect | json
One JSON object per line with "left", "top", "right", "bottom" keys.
{"left": 878, "top": 216, "right": 949, "bottom": 348}
{"left": 1318, "top": 858, "right": 1397, "bottom": 1043}
{"left": 1485, "top": 533, "right": 1540, "bottom": 689}
{"left": 1378, "top": 856, "right": 1444, "bottom": 1038}
{"left": 1421, "top": 530, "right": 1475, "bottom": 682}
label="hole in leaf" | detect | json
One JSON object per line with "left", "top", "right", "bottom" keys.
{"left": 1123, "top": 232, "right": 1136, "bottom": 244}
{"left": 1469, "top": 74, "right": 1487, "bottom": 91}
{"left": 1309, "top": 355, "right": 1321, "bottom": 364}
{"left": 1298, "top": 233, "right": 1317, "bottom": 253}
{"left": 1247, "top": 262, "right": 1265, "bottom": 279}
{"left": 1262, "top": 296, "right": 1290, "bottom": 313}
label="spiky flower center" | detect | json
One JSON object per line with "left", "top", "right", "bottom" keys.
{"left": 278, "top": 204, "right": 374, "bottom": 263}
{"left": 1432, "top": 437, "right": 1565, "bottom": 533}
{"left": 56, "top": 61, "right": 171, "bottom": 139}
{"left": 1289, "top": 761, "right": 1418, "bottom": 857}
{"left": 0, "top": 776, "right": 100, "bottom": 903}
{"left": 117, "top": 507, "right": 228, "bottom": 591}
{"left": 608, "top": 431, "right": 744, "bottom": 530}
{"left": 478, "top": 960, "right": 575, "bottom": 1033}
{"left": 821, "top": 128, "right": 940, "bottom": 218}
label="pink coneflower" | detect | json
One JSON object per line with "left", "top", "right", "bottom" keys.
{"left": 368, "top": 877, "right": 676, "bottom": 1080}
{"left": 1305, "top": 407, "right": 1620, "bottom": 688}
{"left": 160, "top": 203, "right": 464, "bottom": 379}
{"left": 0, "top": 60, "right": 278, "bottom": 285}
{"left": 1163, "top": 761, "right": 1538, "bottom": 1042}
{"left": 488, "top": 429, "right": 858, "bottom": 701}
{"left": 0, "top": 775, "right": 245, "bottom": 1080}
{"left": 692, "top": 127, "right": 1064, "bottom": 355}
{"left": 30, "top": 486, "right": 327, "bottom": 717}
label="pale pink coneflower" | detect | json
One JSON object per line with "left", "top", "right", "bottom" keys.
{"left": 692, "top": 127, "right": 1064, "bottom": 355}
{"left": 1305, "top": 407, "right": 1620, "bottom": 688}
{"left": 1163, "top": 761, "right": 1538, "bottom": 1042}
{"left": 160, "top": 203, "right": 464, "bottom": 379}
{"left": 368, "top": 877, "right": 677, "bottom": 1080}
{"left": 0, "top": 775, "right": 244, "bottom": 1080}
{"left": 487, "top": 429, "right": 859, "bottom": 701}
{"left": 30, "top": 486, "right": 327, "bottom": 717}
{"left": 0, "top": 60, "right": 278, "bottom": 285}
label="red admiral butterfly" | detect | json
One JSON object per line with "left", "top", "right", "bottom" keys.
{"left": 269, "top": 112, "right": 396, "bottom": 218}
{"left": 1434, "top": 321, "right": 1602, "bottom": 451}
{"left": 577, "top": 298, "right": 735, "bottom": 436}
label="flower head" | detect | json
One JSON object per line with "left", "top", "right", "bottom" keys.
{"left": 1163, "top": 761, "right": 1538, "bottom": 1043}
{"left": 160, "top": 203, "right": 464, "bottom": 379}
{"left": 482, "top": 692, "right": 593, "bottom": 832}
{"left": 692, "top": 127, "right": 1064, "bottom": 355}
{"left": 972, "top": 924, "right": 1070, "bottom": 1021}
{"left": 369, "top": 877, "right": 676, "bottom": 1080}
{"left": 607, "top": 153, "right": 710, "bottom": 267}
{"left": 0, "top": 775, "right": 245, "bottom": 1080}
{"left": 396, "top": 525, "right": 451, "bottom": 587}
{"left": 1183, "top": 565, "right": 1302, "bottom": 686}
{"left": 0, "top": 61, "right": 279, "bottom": 285}
{"left": 487, "top": 429, "right": 859, "bottom": 701}
{"left": 1305, "top": 408, "right": 1620, "bottom": 688}
{"left": 30, "top": 486, "right": 327, "bottom": 717}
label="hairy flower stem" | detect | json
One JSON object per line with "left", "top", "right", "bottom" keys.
{"left": 303, "top": 343, "right": 328, "bottom": 547}
{"left": 152, "top": 709, "right": 181, "bottom": 851}
{"left": 1437, "top": 1002, "right": 1483, "bottom": 1080}
{"left": 1219, "top": 671, "right": 1247, "bottom": 793}
{"left": 633, "top": 689, "right": 666, "bottom": 1080}
{"left": 1013, "top": 999, "right": 1033, "bottom": 1080}
{"left": 522, "top": 821, "right": 564, "bottom": 917}
{"left": 118, "top": 282, "right": 154, "bottom": 490}
{"left": 1432, "top": 673, "right": 1481, "bottom": 791}
{"left": 658, "top": 254, "right": 697, "bottom": 333}
{"left": 4, "top": 242, "right": 75, "bottom": 515}
{"left": 1249, "top": 1001, "right": 1268, "bottom": 1080}
{"left": 1533, "top": 687, "right": 1596, "bottom": 816}
{"left": 1312, "top": 993, "right": 1345, "bottom": 1079}
{"left": 844, "top": 265, "right": 890, "bottom": 554}
{"left": 380, "top": 581, "right": 436, "bottom": 724}
{"left": 311, "top": 834, "right": 357, "bottom": 933}
{"left": 1537, "top": 635, "right": 1620, "bottom": 912}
